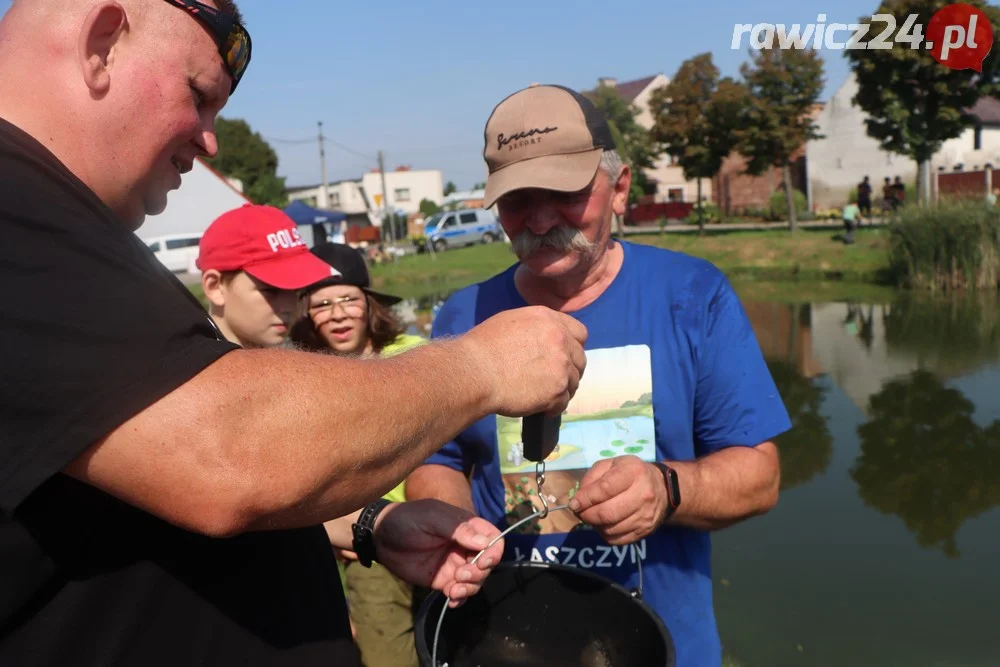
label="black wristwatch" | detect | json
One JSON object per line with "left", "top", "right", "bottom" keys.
{"left": 651, "top": 462, "right": 681, "bottom": 519}
{"left": 351, "top": 498, "right": 392, "bottom": 568}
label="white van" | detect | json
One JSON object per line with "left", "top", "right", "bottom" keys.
{"left": 145, "top": 233, "right": 203, "bottom": 273}
{"left": 422, "top": 209, "right": 502, "bottom": 252}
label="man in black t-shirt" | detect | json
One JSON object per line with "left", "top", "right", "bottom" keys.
{"left": 0, "top": 2, "right": 588, "bottom": 666}
{"left": 857, "top": 175, "right": 872, "bottom": 218}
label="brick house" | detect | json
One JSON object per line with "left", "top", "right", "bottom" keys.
{"left": 712, "top": 103, "right": 824, "bottom": 216}
{"left": 598, "top": 75, "right": 823, "bottom": 215}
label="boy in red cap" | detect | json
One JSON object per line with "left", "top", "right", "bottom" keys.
{"left": 197, "top": 204, "right": 341, "bottom": 348}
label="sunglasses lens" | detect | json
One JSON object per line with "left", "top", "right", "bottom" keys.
{"left": 224, "top": 28, "right": 250, "bottom": 87}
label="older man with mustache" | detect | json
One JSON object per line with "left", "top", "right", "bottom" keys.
{"left": 406, "top": 83, "right": 792, "bottom": 667}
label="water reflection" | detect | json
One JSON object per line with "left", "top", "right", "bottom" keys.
{"left": 852, "top": 369, "right": 1000, "bottom": 559}
{"left": 739, "top": 296, "right": 1000, "bottom": 557}
{"left": 767, "top": 360, "right": 833, "bottom": 492}
{"left": 883, "top": 293, "right": 1000, "bottom": 373}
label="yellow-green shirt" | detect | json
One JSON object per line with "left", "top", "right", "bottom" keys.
{"left": 378, "top": 334, "right": 427, "bottom": 503}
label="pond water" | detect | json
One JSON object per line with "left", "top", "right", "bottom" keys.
{"left": 394, "top": 289, "right": 1000, "bottom": 667}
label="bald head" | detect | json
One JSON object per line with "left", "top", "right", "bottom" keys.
{"left": 0, "top": 0, "right": 246, "bottom": 230}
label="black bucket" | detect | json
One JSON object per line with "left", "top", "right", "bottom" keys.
{"left": 415, "top": 561, "right": 675, "bottom": 667}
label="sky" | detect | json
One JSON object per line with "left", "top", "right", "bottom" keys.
{"left": 0, "top": 0, "right": 883, "bottom": 190}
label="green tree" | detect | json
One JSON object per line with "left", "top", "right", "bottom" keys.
{"left": 584, "top": 83, "right": 660, "bottom": 205}
{"left": 739, "top": 44, "right": 825, "bottom": 231}
{"left": 649, "top": 53, "right": 747, "bottom": 233}
{"left": 418, "top": 198, "right": 442, "bottom": 216}
{"left": 204, "top": 117, "right": 287, "bottom": 207}
{"left": 845, "top": 0, "right": 1000, "bottom": 205}
{"left": 443, "top": 181, "right": 457, "bottom": 196}
{"left": 471, "top": 181, "right": 486, "bottom": 190}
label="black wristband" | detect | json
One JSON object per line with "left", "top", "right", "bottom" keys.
{"left": 651, "top": 462, "right": 681, "bottom": 519}
{"left": 351, "top": 498, "right": 392, "bottom": 568}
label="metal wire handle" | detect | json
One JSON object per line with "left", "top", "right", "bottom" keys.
{"left": 430, "top": 504, "right": 645, "bottom": 667}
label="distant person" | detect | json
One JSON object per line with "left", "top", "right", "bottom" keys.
{"left": 857, "top": 176, "right": 872, "bottom": 218}
{"left": 882, "top": 177, "right": 896, "bottom": 212}
{"left": 893, "top": 176, "right": 906, "bottom": 208}
{"left": 842, "top": 199, "right": 863, "bottom": 245}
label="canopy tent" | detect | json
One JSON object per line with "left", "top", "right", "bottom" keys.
{"left": 283, "top": 200, "right": 348, "bottom": 246}
{"left": 282, "top": 200, "right": 348, "bottom": 225}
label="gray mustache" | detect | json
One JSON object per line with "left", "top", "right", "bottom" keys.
{"left": 511, "top": 225, "right": 596, "bottom": 257}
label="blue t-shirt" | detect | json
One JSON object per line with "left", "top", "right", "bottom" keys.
{"left": 426, "top": 241, "right": 791, "bottom": 667}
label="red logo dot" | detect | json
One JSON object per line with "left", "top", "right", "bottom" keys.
{"left": 926, "top": 3, "right": 994, "bottom": 72}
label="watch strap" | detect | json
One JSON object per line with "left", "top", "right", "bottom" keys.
{"left": 651, "top": 461, "right": 681, "bottom": 518}
{"left": 351, "top": 498, "right": 392, "bottom": 568}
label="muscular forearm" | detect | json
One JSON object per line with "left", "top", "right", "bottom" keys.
{"left": 68, "top": 340, "right": 492, "bottom": 536}
{"left": 665, "top": 442, "right": 780, "bottom": 532}
{"left": 406, "top": 464, "right": 475, "bottom": 513}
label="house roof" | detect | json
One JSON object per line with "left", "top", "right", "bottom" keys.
{"left": 135, "top": 158, "right": 252, "bottom": 241}
{"left": 968, "top": 96, "right": 1000, "bottom": 126}
{"left": 286, "top": 178, "right": 360, "bottom": 193}
{"left": 443, "top": 189, "right": 486, "bottom": 205}
{"left": 613, "top": 75, "right": 659, "bottom": 102}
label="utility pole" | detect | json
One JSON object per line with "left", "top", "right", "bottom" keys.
{"left": 318, "top": 121, "right": 329, "bottom": 210}
{"left": 377, "top": 150, "right": 395, "bottom": 246}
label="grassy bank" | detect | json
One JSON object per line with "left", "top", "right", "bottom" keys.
{"left": 368, "top": 228, "right": 892, "bottom": 300}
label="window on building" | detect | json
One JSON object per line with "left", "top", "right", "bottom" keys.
{"left": 331, "top": 192, "right": 340, "bottom": 206}
{"left": 974, "top": 125, "right": 983, "bottom": 150}
{"left": 394, "top": 188, "right": 411, "bottom": 202}
{"left": 667, "top": 188, "right": 684, "bottom": 202}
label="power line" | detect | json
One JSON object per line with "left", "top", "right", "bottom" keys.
{"left": 265, "top": 135, "right": 376, "bottom": 161}
{"left": 326, "top": 140, "right": 377, "bottom": 161}
{"left": 265, "top": 136, "right": 316, "bottom": 145}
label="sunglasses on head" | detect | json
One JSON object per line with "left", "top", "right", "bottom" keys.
{"left": 162, "top": 0, "right": 252, "bottom": 93}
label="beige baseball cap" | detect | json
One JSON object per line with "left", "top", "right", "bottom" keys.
{"left": 482, "top": 84, "right": 617, "bottom": 209}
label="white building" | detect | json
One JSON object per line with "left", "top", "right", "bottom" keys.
{"left": 361, "top": 168, "right": 444, "bottom": 217}
{"left": 286, "top": 168, "right": 444, "bottom": 226}
{"left": 286, "top": 179, "right": 369, "bottom": 214}
{"left": 599, "top": 75, "right": 710, "bottom": 203}
{"left": 806, "top": 72, "right": 1000, "bottom": 209}
{"left": 134, "top": 157, "right": 251, "bottom": 242}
